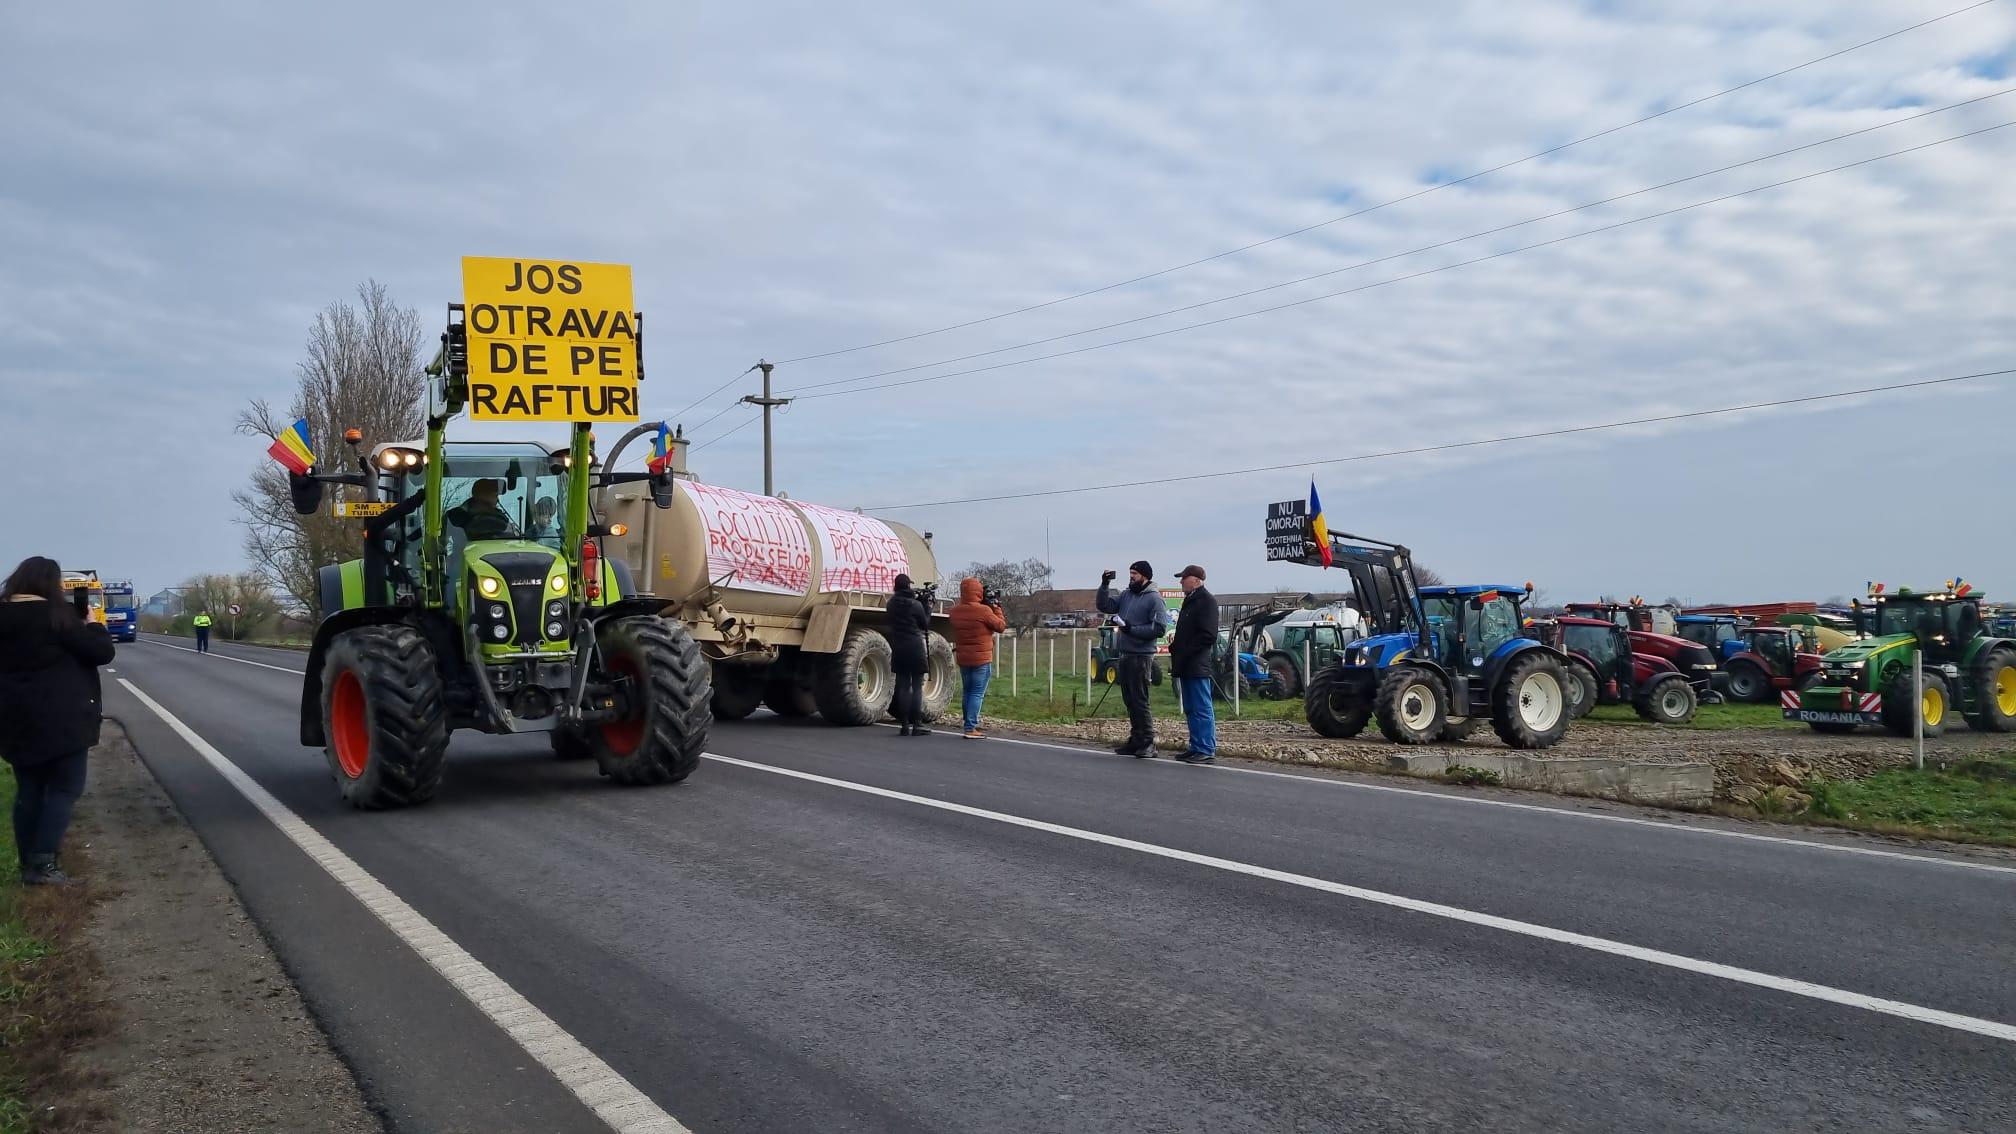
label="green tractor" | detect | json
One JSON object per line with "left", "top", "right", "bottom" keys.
{"left": 285, "top": 306, "right": 711, "bottom": 808}
{"left": 1783, "top": 585, "right": 2016, "bottom": 737}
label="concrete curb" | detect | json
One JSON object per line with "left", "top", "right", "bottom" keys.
{"left": 1386, "top": 751, "right": 1715, "bottom": 810}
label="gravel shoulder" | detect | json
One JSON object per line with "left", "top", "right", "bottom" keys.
{"left": 73, "top": 724, "right": 380, "bottom": 1133}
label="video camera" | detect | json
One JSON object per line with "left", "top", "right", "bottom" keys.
{"left": 982, "top": 584, "right": 1003, "bottom": 607}
{"left": 914, "top": 581, "right": 940, "bottom": 607}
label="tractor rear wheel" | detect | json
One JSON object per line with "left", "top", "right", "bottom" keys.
{"left": 1375, "top": 666, "right": 1448, "bottom": 745}
{"left": 710, "top": 665, "right": 767, "bottom": 721}
{"left": 765, "top": 665, "right": 818, "bottom": 717}
{"left": 920, "top": 633, "right": 956, "bottom": 723}
{"left": 592, "top": 616, "right": 711, "bottom": 784}
{"left": 1965, "top": 647, "right": 2016, "bottom": 732}
{"left": 319, "top": 625, "right": 449, "bottom": 809}
{"left": 1304, "top": 665, "right": 1370, "bottom": 738}
{"left": 814, "top": 627, "right": 895, "bottom": 726}
{"left": 1882, "top": 671, "right": 1948, "bottom": 738}
{"left": 1264, "top": 654, "right": 1299, "bottom": 699}
{"left": 1634, "top": 674, "right": 1698, "bottom": 725}
{"left": 1724, "top": 662, "right": 1770, "bottom": 704}
{"left": 1563, "top": 660, "right": 1598, "bottom": 720}
{"left": 1491, "top": 651, "right": 1570, "bottom": 749}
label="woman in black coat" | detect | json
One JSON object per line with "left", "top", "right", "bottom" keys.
{"left": 884, "top": 574, "right": 933, "bottom": 736}
{"left": 0, "top": 557, "right": 115, "bottom": 885}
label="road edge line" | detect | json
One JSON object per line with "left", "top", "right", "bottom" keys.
{"left": 702, "top": 750, "right": 2016, "bottom": 1044}
{"left": 139, "top": 637, "right": 305, "bottom": 675}
{"left": 117, "top": 677, "right": 692, "bottom": 1134}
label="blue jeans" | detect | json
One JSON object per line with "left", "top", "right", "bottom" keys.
{"left": 12, "top": 749, "right": 88, "bottom": 861}
{"left": 1177, "top": 676, "right": 1216, "bottom": 756}
{"left": 961, "top": 663, "right": 992, "bottom": 731}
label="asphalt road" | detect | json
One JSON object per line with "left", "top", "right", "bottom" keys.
{"left": 104, "top": 633, "right": 2016, "bottom": 1133}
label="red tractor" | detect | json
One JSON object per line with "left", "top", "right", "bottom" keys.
{"left": 1562, "top": 601, "right": 1722, "bottom": 706}
{"left": 1532, "top": 616, "right": 1700, "bottom": 725}
{"left": 1718, "top": 625, "right": 1826, "bottom": 704}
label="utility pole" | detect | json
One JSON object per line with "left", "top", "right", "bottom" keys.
{"left": 741, "top": 359, "right": 792, "bottom": 496}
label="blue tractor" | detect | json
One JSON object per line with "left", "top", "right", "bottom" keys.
{"left": 1295, "top": 532, "right": 1573, "bottom": 748}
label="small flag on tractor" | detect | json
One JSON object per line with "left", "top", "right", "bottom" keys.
{"left": 646, "top": 421, "right": 674, "bottom": 474}
{"left": 266, "top": 418, "right": 314, "bottom": 475}
{"left": 1308, "top": 479, "right": 1332, "bottom": 567}
{"left": 1955, "top": 577, "right": 1973, "bottom": 597}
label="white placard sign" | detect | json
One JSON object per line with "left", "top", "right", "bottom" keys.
{"left": 796, "top": 502, "right": 910, "bottom": 593}
{"left": 684, "top": 481, "right": 812, "bottom": 596}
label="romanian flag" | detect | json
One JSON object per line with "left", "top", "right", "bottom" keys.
{"left": 1308, "top": 479, "right": 1332, "bottom": 567}
{"left": 646, "top": 421, "right": 673, "bottom": 474}
{"left": 267, "top": 418, "right": 314, "bottom": 475}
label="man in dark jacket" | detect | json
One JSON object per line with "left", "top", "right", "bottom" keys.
{"left": 1095, "top": 561, "right": 1169, "bottom": 757}
{"left": 1168, "top": 565, "right": 1219, "bottom": 763}
{"left": 885, "top": 574, "right": 934, "bottom": 736}
{"left": 0, "top": 556, "right": 116, "bottom": 885}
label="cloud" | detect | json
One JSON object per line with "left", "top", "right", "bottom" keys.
{"left": 2, "top": 0, "right": 2012, "bottom": 604}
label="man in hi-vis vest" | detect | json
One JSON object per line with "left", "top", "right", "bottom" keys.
{"left": 192, "top": 611, "right": 213, "bottom": 654}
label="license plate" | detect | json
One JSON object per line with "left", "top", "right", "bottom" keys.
{"left": 1785, "top": 709, "right": 1874, "bottom": 725}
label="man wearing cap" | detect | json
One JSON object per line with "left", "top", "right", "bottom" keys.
{"left": 1096, "top": 560, "right": 1170, "bottom": 757}
{"left": 1167, "top": 565, "right": 1219, "bottom": 764}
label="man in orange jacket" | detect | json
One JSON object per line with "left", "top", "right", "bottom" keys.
{"left": 947, "top": 578, "right": 1008, "bottom": 738}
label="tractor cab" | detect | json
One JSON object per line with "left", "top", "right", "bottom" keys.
{"left": 1534, "top": 615, "right": 1700, "bottom": 724}
{"left": 1566, "top": 601, "right": 1721, "bottom": 704}
{"left": 1674, "top": 614, "right": 1747, "bottom": 661}
{"left": 1417, "top": 585, "right": 1531, "bottom": 671}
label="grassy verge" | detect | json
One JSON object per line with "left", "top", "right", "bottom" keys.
{"left": 1584, "top": 701, "right": 1803, "bottom": 731}
{"left": 1801, "top": 755, "right": 2016, "bottom": 846}
{"left": 0, "top": 767, "right": 108, "bottom": 1132}
{"left": 972, "top": 654, "right": 1305, "bottom": 725}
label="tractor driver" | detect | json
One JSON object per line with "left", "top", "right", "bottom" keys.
{"left": 447, "top": 479, "right": 517, "bottom": 542}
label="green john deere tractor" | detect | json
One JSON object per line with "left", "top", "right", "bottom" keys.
{"left": 286, "top": 306, "right": 711, "bottom": 808}
{"left": 1783, "top": 586, "right": 2016, "bottom": 737}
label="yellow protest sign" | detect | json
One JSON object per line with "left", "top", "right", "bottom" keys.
{"left": 462, "top": 257, "right": 640, "bottom": 423}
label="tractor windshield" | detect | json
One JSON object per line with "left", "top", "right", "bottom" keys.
{"left": 1676, "top": 622, "right": 1728, "bottom": 649}
{"left": 1564, "top": 623, "right": 1621, "bottom": 666}
{"left": 1747, "top": 630, "right": 1793, "bottom": 670}
{"left": 1873, "top": 600, "right": 1975, "bottom": 644}
{"left": 439, "top": 446, "right": 570, "bottom": 550}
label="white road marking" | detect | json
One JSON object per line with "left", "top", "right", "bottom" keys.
{"left": 957, "top": 728, "right": 2016, "bottom": 877}
{"left": 703, "top": 751, "right": 2016, "bottom": 1044}
{"left": 116, "top": 678, "right": 690, "bottom": 1134}
{"left": 141, "top": 637, "right": 304, "bottom": 674}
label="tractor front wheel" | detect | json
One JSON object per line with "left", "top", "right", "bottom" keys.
{"left": 1491, "top": 652, "right": 1570, "bottom": 749}
{"left": 1634, "top": 674, "right": 1698, "bottom": 726}
{"left": 1965, "top": 647, "right": 2016, "bottom": 732}
{"left": 1723, "top": 663, "right": 1769, "bottom": 704}
{"left": 319, "top": 626, "right": 449, "bottom": 809}
{"left": 1881, "top": 671, "right": 1948, "bottom": 738}
{"left": 1304, "top": 665, "right": 1370, "bottom": 738}
{"left": 1375, "top": 666, "right": 1448, "bottom": 745}
{"left": 593, "top": 616, "right": 712, "bottom": 784}
{"left": 1563, "top": 660, "right": 1598, "bottom": 720}
{"left": 1264, "top": 654, "right": 1299, "bottom": 699}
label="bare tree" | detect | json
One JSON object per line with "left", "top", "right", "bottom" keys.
{"left": 952, "top": 558, "right": 1055, "bottom": 632}
{"left": 1412, "top": 563, "right": 1447, "bottom": 587}
{"left": 233, "top": 281, "right": 427, "bottom": 616}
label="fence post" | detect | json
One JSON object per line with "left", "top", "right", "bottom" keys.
{"left": 1304, "top": 638, "right": 1312, "bottom": 693}
{"left": 1914, "top": 648, "right": 1925, "bottom": 771}
{"left": 1086, "top": 641, "right": 1093, "bottom": 701}
{"left": 1234, "top": 649, "right": 1241, "bottom": 718}
{"left": 1012, "top": 634, "right": 1019, "bottom": 698}
{"left": 1048, "top": 637, "right": 1055, "bottom": 703}
{"left": 1072, "top": 630, "right": 1080, "bottom": 676}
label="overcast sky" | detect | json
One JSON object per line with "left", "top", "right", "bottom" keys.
{"left": 4, "top": 1, "right": 2014, "bottom": 604}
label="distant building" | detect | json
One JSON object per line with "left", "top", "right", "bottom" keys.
{"left": 141, "top": 588, "right": 183, "bottom": 617}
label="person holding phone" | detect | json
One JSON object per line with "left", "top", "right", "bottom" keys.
{"left": 0, "top": 557, "right": 115, "bottom": 885}
{"left": 1095, "top": 561, "right": 1169, "bottom": 757}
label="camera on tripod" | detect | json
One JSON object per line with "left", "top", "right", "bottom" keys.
{"left": 914, "top": 581, "right": 940, "bottom": 607}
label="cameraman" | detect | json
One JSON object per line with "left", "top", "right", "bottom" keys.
{"left": 948, "top": 578, "right": 1008, "bottom": 738}
{"left": 1096, "top": 561, "right": 1169, "bottom": 757}
{"left": 885, "top": 574, "right": 933, "bottom": 736}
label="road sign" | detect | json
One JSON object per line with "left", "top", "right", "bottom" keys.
{"left": 333, "top": 500, "right": 396, "bottom": 519}
{"left": 227, "top": 603, "right": 242, "bottom": 616}
{"left": 462, "top": 257, "right": 639, "bottom": 424}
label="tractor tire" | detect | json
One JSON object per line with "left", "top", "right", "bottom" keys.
{"left": 1634, "top": 674, "right": 1698, "bottom": 726}
{"left": 1491, "top": 651, "right": 1570, "bottom": 750}
{"left": 765, "top": 668, "right": 818, "bottom": 717}
{"left": 1375, "top": 666, "right": 1448, "bottom": 745}
{"left": 1442, "top": 717, "right": 1485, "bottom": 743}
{"left": 1723, "top": 662, "right": 1770, "bottom": 705}
{"left": 1101, "top": 661, "right": 1119, "bottom": 685}
{"left": 1151, "top": 662, "right": 1164, "bottom": 687}
{"left": 1563, "top": 660, "right": 1599, "bottom": 720}
{"left": 1303, "top": 665, "right": 1371, "bottom": 739}
{"left": 1881, "top": 671, "right": 1948, "bottom": 738}
{"left": 591, "top": 616, "right": 711, "bottom": 785}
{"left": 814, "top": 627, "right": 895, "bottom": 726}
{"left": 1965, "top": 646, "right": 2016, "bottom": 732}
{"left": 1264, "top": 654, "right": 1299, "bottom": 699}
{"left": 319, "top": 625, "right": 449, "bottom": 809}
{"left": 551, "top": 726, "right": 594, "bottom": 761}
{"left": 710, "top": 665, "right": 767, "bottom": 721}
{"left": 920, "top": 633, "right": 956, "bottom": 723}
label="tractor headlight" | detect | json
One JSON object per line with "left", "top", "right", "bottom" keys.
{"left": 491, "top": 624, "right": 509, "bottom": 641}
{"left": 547, "top": 600, "right": 566, "bottom": 620}
{"left": 546, "top": 621, "right": 565, "bottom": 638}
{"left": 549, "top": 575, "right": 567, "bottom": 594}
{"left": 489, "top": 603, "right": 507, "bottom": 620}
{"left": 479, "top": 576, "right": 502, "bottom": 598}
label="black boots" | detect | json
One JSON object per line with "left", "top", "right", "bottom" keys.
{"left": 20, "top": 854, "right": 75, "bottom": 887}
{"left": 897, "top": 724, "right": 933, "bottom": 737}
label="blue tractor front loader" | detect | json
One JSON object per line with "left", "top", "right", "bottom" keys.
{"left": 1294, "top": 532, "right": 1573, "bottom": 749}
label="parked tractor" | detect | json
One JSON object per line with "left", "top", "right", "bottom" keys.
{"left": 1216, "top": 602, "right": 1359, "bottom": 699}
{"left": 284, "top": 305, "right": 711, "bottom": 808}
{"left": 1091, "top": 626, "right": 1162, "bottom": 687}
{"left": 1563, "top": 601, "right": 1722, "bottom": 706}
{"left": 1291, "top": 533, "right": 1571, "bottom": 748}
{"left": 1784, "top": 586, "right": 2016, "bottom": 736}
{"left": 1716, "top": 626, "right": 1825, "bottom": 704}
{"left": 1674, "top": 613, "right": 1748, "bottom": 661}
{"left": 1531, "top": 616, "right": 1699, "bottom": 724}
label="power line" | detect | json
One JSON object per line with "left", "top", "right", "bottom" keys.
{"left": 863, "top": 367, "right": 2016, "bottom": 510}
{"left": 664, "top": 364, "right": 757, "bottom": 426}
{"left": 774, "top": 0, "right": 2002, "bottom": 367}
{"left": 789, "top": 85, "right": 2016, "bottom": 396}
{"left": 690, "top": 412, "right": 760, "bottom": 453}
{"left": 795, "top": 119, "right": 2016, "bottom": 403}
